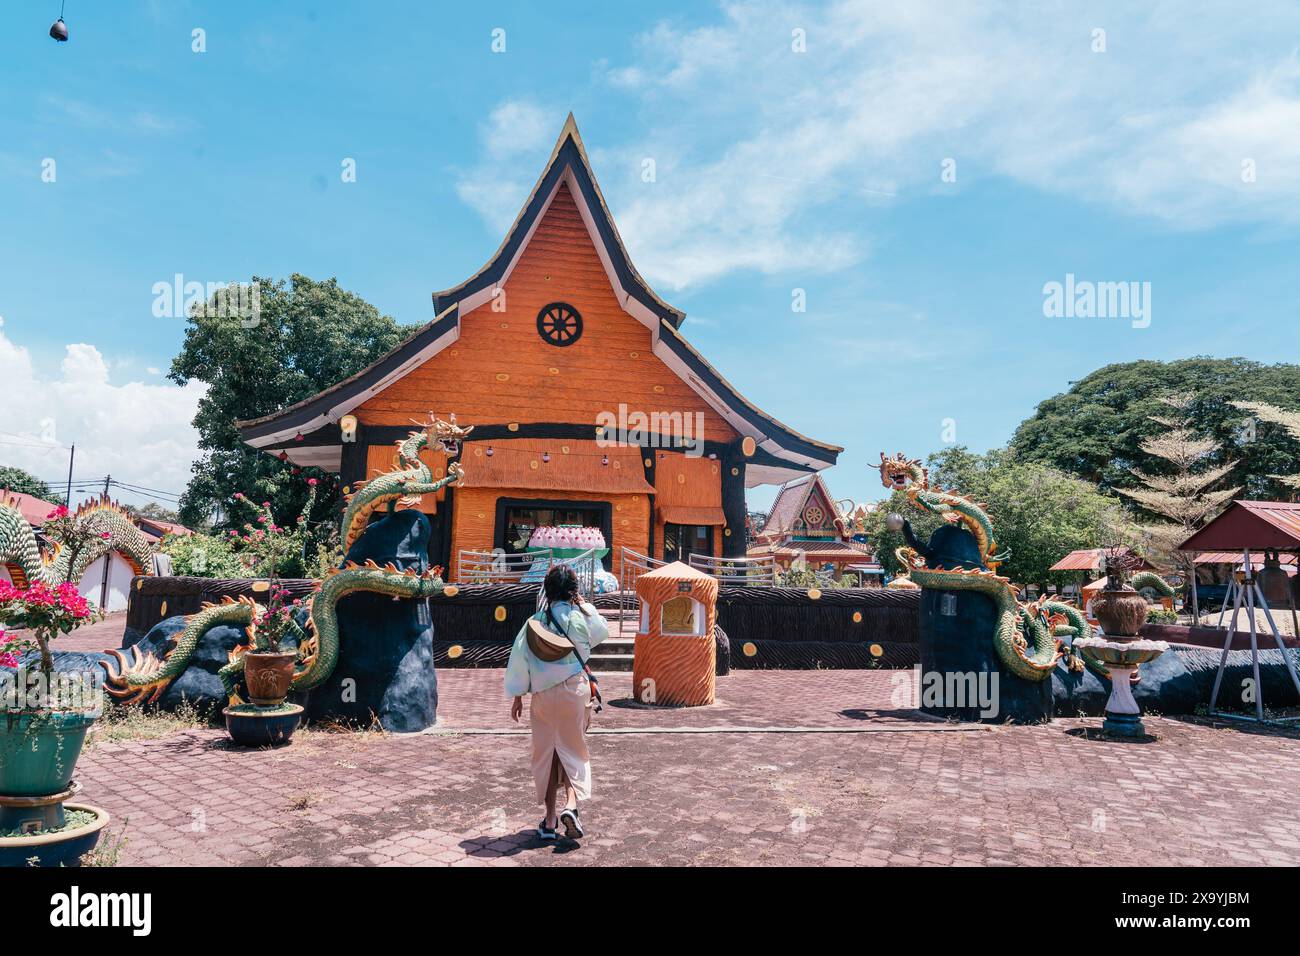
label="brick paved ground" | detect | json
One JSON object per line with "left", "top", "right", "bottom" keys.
{"left": 68, "top": 658, "right": 1300, "bottom": 867}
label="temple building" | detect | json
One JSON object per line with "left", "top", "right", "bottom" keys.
{"left": 237, "top": 116, "right": 840, "bottom": 576}
{"left": 747, "top": 474, "right": 880, "bottom": 581}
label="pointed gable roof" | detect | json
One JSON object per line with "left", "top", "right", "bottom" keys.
{"left": 237, "top": 116, "right": 840, "bottom": 485}
{"left": 432, "top": 113, "right": 684, "bottom": 332}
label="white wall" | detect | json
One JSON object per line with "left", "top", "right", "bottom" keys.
{"left": 78, "top": 554, "right": 136, "bottom": 612}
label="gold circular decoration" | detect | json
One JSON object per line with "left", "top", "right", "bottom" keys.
{"left": 476, "top": 513, "right": 485, "bottom": 520}
{"left": 852, "top": 611, "right": 863, "bottom": 623}
{"left": 549, "top": 367, "right": 559, "bottom": 375}
{"left": 741, "top": 436, "right": 757, "bottom": 457}
{"left": 742, "top": 641, "right": 757, "bottom": 657}
{"left": 342, "top": 486, "right": 351, "bottom": 495}
{"left": 135, "top": 579, "right": 143, "bottom": 590}
{"left": 508, "top": 422, "right": 519, "bottom": 432}
{"left": 622, "top": 519, "right": 629, "bottom": 526}
{"left": 807, "top": 588, "right": 821, "bottom": 600}
{"left": 653, "top": 385, "right": 665, "bottom": 393}
{"left": 804, "top": 505, "right": 825, "bottom": 526}
{"left": 474, "top": 447, "right": 484, "bottom": 457}
{"left": 561, "top": 445, "right": 570, "bottom": 454}
{"left": 677, "top": 473, "right": 685, "bottom": 483}
{"left": 530, "top": 460, "right": 539, "bottom": 470}
{"left": 251, "top": 580, "right": 270, "bottom": 593}
{"left": 443, "top": 585, "right": 460, "bottom": 598}
{"left": 869, "top": 643, "right": 883, "bottom": 658}
{"left": 724, "top": 528, "right": 732, "bottom": 537}
{"left": 496, "top": 373, "right": 509, "bottom": 382}
{"left": 731, "top": 467, "right": 739, "bottom": 476}
{"left": 645, "top": 458, "right": 653, "bottom": 468}
{"left": 159, "top": 600, "right": 167, "bottom": 616}
{"left": 613, "top": 460, "right": 621, "bottom": 469}
{"left": 494, "top": 606, "right": 507, "bottom": 622}
{"left": 499, "top": 322, "right": 509, "bottom": 329}
{"left": 448, "top": 644, "right": 463, "bottom": 659}
{"left": 629, "top": 351, "right": 639, "bottom": 359}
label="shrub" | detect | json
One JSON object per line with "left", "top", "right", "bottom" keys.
{"left": 162, "top": 532, "right": 245, "bottom": 578}
{"left": 1146, "top": 606, "right": 1179, "bottom": 625}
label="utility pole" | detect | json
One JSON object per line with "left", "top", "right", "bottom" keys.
{"left": 98, "top": 474, "right": 112, "bottom": 609}
{"left": 64, "top": 444, "right": 75, "bottom": 506}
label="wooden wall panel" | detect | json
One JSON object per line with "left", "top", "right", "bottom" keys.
{"left": 355, "top": 183, "right": 739, "bottom": 445}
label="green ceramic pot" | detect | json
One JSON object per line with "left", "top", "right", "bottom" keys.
{"left": 0, "top": 710, "right": 97, "bottom": 798}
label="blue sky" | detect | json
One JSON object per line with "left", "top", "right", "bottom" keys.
{"left": 1, "top": 1, "right": 1298, "bottom": 512}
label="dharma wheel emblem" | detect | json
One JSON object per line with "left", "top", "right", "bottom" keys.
{"left": 536, "top": 302, "right": 583, "bottom": 347}
{"left": 803, "top": 505, "right": 824, "bottom": 526}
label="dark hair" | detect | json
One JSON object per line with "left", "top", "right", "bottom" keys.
{"left": 543, "top": 564, "right": 580, "bottom": 604}
{"left": 542, "top": 564, "right": 591, "bottom": 616}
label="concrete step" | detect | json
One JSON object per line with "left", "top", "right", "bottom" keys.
{"left": 589, "top": 654, "right": 635, "bottom": 673}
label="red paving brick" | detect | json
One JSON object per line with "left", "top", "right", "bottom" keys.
{"left": 70, "top": 667, "right": 1300, "bottom": 867}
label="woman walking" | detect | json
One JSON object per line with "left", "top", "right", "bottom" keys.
{"left": 506, "top": 565, "right": 609, "bottom": 841}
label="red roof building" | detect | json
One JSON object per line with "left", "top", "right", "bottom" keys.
{"left": 748, "top": 474, "right": 881, "bottom": 580}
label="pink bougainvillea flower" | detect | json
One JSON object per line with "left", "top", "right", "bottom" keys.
{"left": 46, "top": 505, "right": 69, "bottom": 519}
{"left": 307, "top": 478, "right": 318, "bottom": 486}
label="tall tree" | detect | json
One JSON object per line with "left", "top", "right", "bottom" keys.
{"left": 169, "top": 274, "right": 412, "bottom": 529}
{"left": 1232, "top": 401, "right": 1300, "bottom": 496}
{"left": 1116, "top": 393, "right": 1240, "bottom": 580}
{"left": 1011, "top": 357, "right": 1300, "bottom": 499}
{"left": 0, "top": 466, "right": 54, "bottom": 500}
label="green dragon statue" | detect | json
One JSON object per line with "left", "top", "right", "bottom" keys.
{"left": 105, "top": 414, "right": 472, "bottom": 705}
{"left": 878, "top": 452, "right": 1065, "bottom": 682}
{"left": 0, "top": 493, "right": 154, "bottom": 589}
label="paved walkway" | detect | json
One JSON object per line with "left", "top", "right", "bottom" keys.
{"left": 72, "top": 667, "right": 1300, "bottom": 867}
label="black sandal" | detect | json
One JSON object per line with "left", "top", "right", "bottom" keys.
{"left": 559, "top": 807, "right": 584, "bottom": 839}
{"left": 537, "top": 819, "right": 558, "bottom": 841}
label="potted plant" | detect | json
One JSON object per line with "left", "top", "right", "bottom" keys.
{"left": 0, "top": 567, "right": 110, "bottom": 866}
{"left": 1091, "top": 547, "right": 1149, "bottom": 639}
{"left": 244, "top": 583, "right": 299, "bottom": 706}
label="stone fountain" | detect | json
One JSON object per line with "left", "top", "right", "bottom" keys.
{"left": 1072, "top": 636, "right": 1169, "bottom": 737}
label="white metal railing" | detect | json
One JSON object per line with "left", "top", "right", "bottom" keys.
{"left": 455, "top": 547, "right": 599, "bottom": 611}
{"left": 617, "top": 547, "right": 666, "bottom": 635}
{"left": 688, "top": 552, "right": 776, "bottom": 586}
{"left": 456, "top": 548, "right": 552, "bottom": 586}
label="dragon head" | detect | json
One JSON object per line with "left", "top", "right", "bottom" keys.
{"left": 425, "top": 414, "right": 474, "bottom": 455}
{"left": 878, "top": 452, "right": 927, "bottom": 492}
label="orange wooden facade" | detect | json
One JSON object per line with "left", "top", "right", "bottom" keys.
{"left": 352, "top": 184, "right": 734, "bottom": 573}
{"left": 238, "top": 116, "right": 842, "bottom": 576}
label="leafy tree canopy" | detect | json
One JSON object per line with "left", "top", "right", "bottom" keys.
{"left": 1009, "top": 357, "right": 1300, "bottom": 499}
{"left": 0, "top": 466, "right": 54, "bottom": 501}
{"left": 169, "top": 274, "right": 413, "bottom": 530}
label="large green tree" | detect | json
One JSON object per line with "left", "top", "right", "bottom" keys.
{"left": 1010, "top": 357, "right": 1300, "bottom": 499}
{"left": 0, "top": 466, "right": 54, "bottom": 500}
{"left": 169, "top": 275, "right": 412, "bottom": 530}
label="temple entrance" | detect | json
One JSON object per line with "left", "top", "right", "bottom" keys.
{"left": 663, "top": 523, "right": 713, "bottom": 564}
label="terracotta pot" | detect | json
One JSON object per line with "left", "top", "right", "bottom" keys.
{"left": 1092, "top": 587, "right": 1148, "bottom": 638}
{"left": 243, "top": 651, "right": 297, "bottom": 706}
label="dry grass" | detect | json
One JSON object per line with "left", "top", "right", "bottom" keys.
{"left": 85, "top": 696, "right": 210, "bottom": 748}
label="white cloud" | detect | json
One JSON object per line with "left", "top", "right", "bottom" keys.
{"left": 455, "top": 99, "right": 557, "bottom": 234}
{"left": 0, "top": 325, "right": 204, "bottom": 509}
{"left": 455, "top": 0, "right": 1300, "bottom": 290}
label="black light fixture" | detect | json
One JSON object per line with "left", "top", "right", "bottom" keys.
{"left": 601, "top": 454, "right": 609, "bottom": 467}
{"left": 50, "top": 2, "right": 68, "bottom": 41}
{"left": 485, "top": 446, "right": 494, "bottom": 458}
{"left": 542, "top": 451, "right": 551, "bottom": 464}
